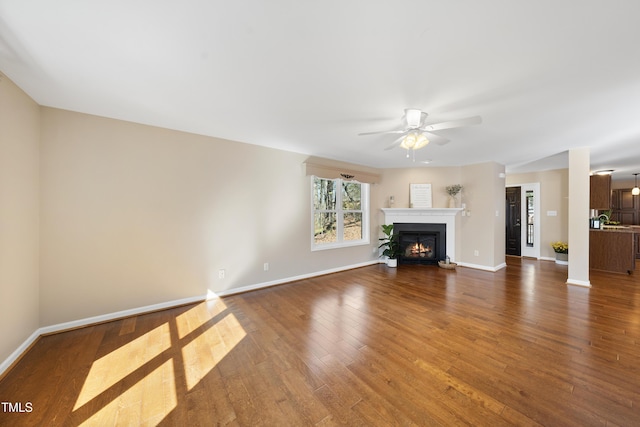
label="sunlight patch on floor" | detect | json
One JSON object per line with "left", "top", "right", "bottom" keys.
{"left": 72, "top": 298, "right": 247, "bottom": 420}
{"left": 182, "top": 312, "right": 246, "bottom": 390}
{"left": 79, "top": 359, "right": 176, "bottom": 426}
{"left": 74, "top": 323, "right": 171, "bottom": 410}
{"left": 176, "top": 297, "right": 228, "bottom": 339}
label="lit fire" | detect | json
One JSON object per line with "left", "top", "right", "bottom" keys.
{"left": 406, "top": 242, "right": 432, "bottom": 257}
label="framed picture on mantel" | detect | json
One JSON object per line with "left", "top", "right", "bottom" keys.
{"left": 410, "top": 183, "right": 432, "bottom": 208}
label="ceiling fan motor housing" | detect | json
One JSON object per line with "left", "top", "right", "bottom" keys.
{"left": 405, "top": 109, "right": 424, "bottom": 128}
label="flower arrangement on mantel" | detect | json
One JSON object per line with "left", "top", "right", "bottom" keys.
{"left": 445, "top": 184, "right": 463, "bottom": 208}
{"left": 551, "top": 241, "right": 568, "bottom": 254}
{"left": 446, "top": 184, "right": 463, "bottom": 197}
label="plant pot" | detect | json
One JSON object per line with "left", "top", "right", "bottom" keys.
{"left": 386, "top": 258, "right": 398, "bottom": 268}
{"left": 555, "top": 252, "right": 568, "bottom": 265}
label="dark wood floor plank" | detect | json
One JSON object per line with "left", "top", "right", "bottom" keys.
{"left": 2, "top": 259, "right": 640, "bottom": 425}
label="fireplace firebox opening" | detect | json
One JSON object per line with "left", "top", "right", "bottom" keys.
{"left": 393, "top": 223, "right": 446, "bottom": 265}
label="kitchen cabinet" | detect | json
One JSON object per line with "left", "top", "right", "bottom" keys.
{"left": 590, "top": 175, "right": 611, "bottom": 210}
{"left": 590, "top": 229, "right": 635, "bottom": 274}
{"left": 614, "top": 211, "right": 638, "bottom": 225}
{"left": 636, "top": 233, "right": 640, "bottom": 260}
{"left": 611, "top": 189, "right": 639, "bottom": 225}
{"left": 614, "top": 189, "right": 637, "bottom": 210}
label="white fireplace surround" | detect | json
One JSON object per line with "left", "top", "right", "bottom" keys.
{"left": 381, "top": 208, "right": 462, "bottom": 262}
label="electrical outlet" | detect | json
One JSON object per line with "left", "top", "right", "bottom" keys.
{"left": 264, "top": 262, "right": 269, "bottom": 271}
{"left": 474, "top": 250, "right": 479, "bottom": 257}
{"left": 218, "top": 269, "right": 225, "bottom": 279}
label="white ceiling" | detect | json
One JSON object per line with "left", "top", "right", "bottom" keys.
{"left": 2, "top": 1, "right": 640, "bottom": 179}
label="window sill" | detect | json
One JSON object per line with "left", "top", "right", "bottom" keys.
{"left": 311, "top": 239, "right": 370, "bottom": 251}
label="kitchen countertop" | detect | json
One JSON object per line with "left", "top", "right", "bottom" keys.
{"left": 591, "top": 226, "right": 640, "bottom": 233}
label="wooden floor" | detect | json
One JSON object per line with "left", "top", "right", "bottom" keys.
{"left": 2, "top": 259, "right": 640, "bottom": 426}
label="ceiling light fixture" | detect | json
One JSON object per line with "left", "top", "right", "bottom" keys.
{"left": 399, "top": 132, "right": 429, "bottom": 161}
{"left": 399, "top": 132, "right": 429, "bottom": 150}
{"left": 593, "top": 169, "right": 614, "bottom": 175}
{"left": 632, "top": 173, "right": 640, "bottom": 196}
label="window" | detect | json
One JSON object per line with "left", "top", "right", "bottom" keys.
{"left": 526, "top": 190, "right": 535, "bottom": 247}
{"left": 312, "top": 176, "right": 369, "bottom": 250}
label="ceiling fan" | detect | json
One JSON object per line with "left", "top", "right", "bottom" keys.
{"left": 358, "top": 108, "right": 482, "bottom": 154}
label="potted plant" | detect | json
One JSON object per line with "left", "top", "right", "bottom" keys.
{"left": 379, "top": 224, "right": 401, "bottom": 267}
{"left": 446, "top": 184, "right": 463, "bottom": 208}
{"left": 598, "top": 210, "right": 620, "bottom": 227}
{"left": 551, "top": 241, "right": 568, "bottom": 265}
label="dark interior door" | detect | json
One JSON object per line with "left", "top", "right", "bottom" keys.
{"left": 506, "top": 187, "right": 521, "bottom": 256}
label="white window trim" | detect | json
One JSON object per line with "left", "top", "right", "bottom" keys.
{"left": 311, "top": 176, "right": 370, "bottom": 251}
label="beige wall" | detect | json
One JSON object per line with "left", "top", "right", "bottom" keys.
{"left": 506, "top": 168, "right": 569, "bottom": 259}
{"left": 0, "top": 75, "right": 40, "bottom": 363}
{"left": 461, "top": 162, "right": 506, "bottom": 269}
{"left": 39, "top": 109, "right": 380, "bottom": 325}
{"left": 377, "top": 166, "right": 463, "bottom": 210}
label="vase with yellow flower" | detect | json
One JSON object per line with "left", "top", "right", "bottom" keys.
{"left": 551, "top": 241, "right": 568, "bottom": 265}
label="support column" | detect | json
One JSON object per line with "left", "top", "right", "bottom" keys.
{"left": 567, "top": 147, "right": 591, "bottom": 287}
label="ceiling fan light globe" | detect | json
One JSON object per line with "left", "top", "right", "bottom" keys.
{"left": 400, "top": 133, "right": 417, "bottom": 150}
{"left": 400, "top": 132, "right": 429, "bottom": 150}
{"left": 414, "top": 133, "right": 429, "bottom": 149}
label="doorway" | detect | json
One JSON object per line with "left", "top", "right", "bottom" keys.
{"left": 506, "top": 183, "right": 541, "bottom": 258}
{"left": 506, "top": 187, "right": 521, "bottom": 256}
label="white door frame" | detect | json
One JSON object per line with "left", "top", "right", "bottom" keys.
{"left": 506, "top": 183, "right": 541, "bottom": 259}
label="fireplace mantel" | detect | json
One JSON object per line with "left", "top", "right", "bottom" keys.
{"left": 381, "top": 208, "right": 462, "bottom": 262}
{"left": 381, "top": 208, "right": 462, "bottom": 217}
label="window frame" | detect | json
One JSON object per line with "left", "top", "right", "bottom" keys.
{"left": 310, "top": 176, "right": 370, "bottom": 251}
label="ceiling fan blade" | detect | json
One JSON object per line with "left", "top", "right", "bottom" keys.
{"left": 422, "top": 132, "right": 449, "bottom": 146}
{"left": 421, "top": 115, "right": 482, "bottom": 132}
{"left": 384, "top": 135, "right": 406, "bottom": 151}
{"left": 358, "top": 129, "right": 407, "bottom": 136}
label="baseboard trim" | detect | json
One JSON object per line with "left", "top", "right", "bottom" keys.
{"left": 38, "top": 294, "right": 208, "bottom": 336}
{"left": 0, "top": 330, "right": 41, "bottom": 381}
{"left": 0, "top": 260, "right": 380, "bottom": 378}
{"left": 566, "top": 278, "right": 592, "bottom": 288}
{"left": 216, "top": 260, "right": 380, "bottom": 297}
{"left": 458, "top": 262, "right": 507, "bottom": 272}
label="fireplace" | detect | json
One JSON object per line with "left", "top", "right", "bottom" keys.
{"left": 394, "top": 223, "right": 446, "bottom": 265}
{"left": 382, "top": 208, "right": 460, "bottom": 263}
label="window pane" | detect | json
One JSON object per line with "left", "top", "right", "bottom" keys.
{"left": 526, "top": 190, "right": 534, "bottom": 247}
{"left": 314, "top": 212, "right": 337, "bottom": 244}
{"left": 314, "top": 178, "right": 336, "bottom": 210}
{"left": 342, "top": 182, "right": 361, "bottom": 210}
{"left": 343, "top": 212, "right": 362, "bottom": 241}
